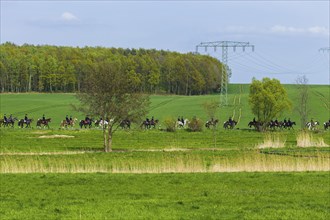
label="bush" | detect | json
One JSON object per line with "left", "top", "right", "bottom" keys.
{"left": 187, "top": 116, "right": 203, "bottom": 132}
{"left": 163, "top": 117, "right": 177, "bottom": 132}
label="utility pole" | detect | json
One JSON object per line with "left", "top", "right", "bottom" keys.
{"left": 196, "top": 41, "right": 254, "bottom": 105}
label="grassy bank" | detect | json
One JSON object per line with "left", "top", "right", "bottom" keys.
{"left": 1, "top": 172, "right": 329, "bottom": 219}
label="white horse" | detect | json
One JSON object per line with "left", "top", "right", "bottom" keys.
{"left": 305, "top": 121, "right": 319, "bottom": 130}
{"left": 176, "top": 119, "right": 189, "bottom": 128}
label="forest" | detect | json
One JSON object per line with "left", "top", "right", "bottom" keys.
{"left": 0, "top": 42, "right": 226, "bottom": 95}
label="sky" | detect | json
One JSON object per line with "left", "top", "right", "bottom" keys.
{"left": 1, "top": 0, "right": 329, "bottom": 85}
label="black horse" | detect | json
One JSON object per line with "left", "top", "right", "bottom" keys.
{"left": 248, "top": 120, "right": 263, "bottom": 130}
{"left": 79, "top": 119, "right": 93, "bottom": 128}
{"left": 223, "top": 120, "right": 237, "bottom": 129}
{"left": 3, "top": 117, "right": 18, "bottom": 128}
{"left": 120, "top": 119, "right": 131, "bottom": 129}
{"left": 18, "top": 118, "right": 33, "bottom": 128}
{"left": 36, "top": 118, "right": 51, "bottom": 129}
{"left": 284, "top": 121, "right": 296, "bottom": 130}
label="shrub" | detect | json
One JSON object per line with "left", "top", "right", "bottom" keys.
{"left": 187, "top": 116, "right": 203, "bottom": 132}
{"left": 163, "top": 117, "right": 177, "bottom": 132}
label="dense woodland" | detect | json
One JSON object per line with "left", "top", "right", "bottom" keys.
{"left": 0, "top": 42, "right": 226, "bottom": 95}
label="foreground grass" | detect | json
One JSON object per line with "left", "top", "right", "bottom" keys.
{"left": 1, "top": 173, "right": 329, "bottom": 219}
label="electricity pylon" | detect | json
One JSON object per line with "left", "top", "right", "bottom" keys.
{"left": 195, "top": 41, "right": 254, "bottom": 105}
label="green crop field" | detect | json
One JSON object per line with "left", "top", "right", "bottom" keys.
{"left": 0, "top": 84, "right": 329, "bottom": 219}
{"left": 1, "top": 84, "right": 329, "bottom": 128}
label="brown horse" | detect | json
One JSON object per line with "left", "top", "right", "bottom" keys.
{"left": 60, "top": 118, "right": 77, "bottom": 128}
{"left": 36, "top": 118, "right": 51, "bottom": 128}
{"left": 205, "top": 119, "right": 219, "bottom": 129}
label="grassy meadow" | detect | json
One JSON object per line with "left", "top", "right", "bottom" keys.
{"left": 1, "top": 84, "right": 329, "bottom": 128}
{"left": 1, "top": 173, "right": 329, "bottom": 219}
{"left": 0, "top": 84, "right": 330, "bottom": 219}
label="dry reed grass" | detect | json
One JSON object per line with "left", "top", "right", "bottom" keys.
{"left": 1, "top": 151, "right": 329, "bottom": 174}
{"left": 296, "top": 132, "right": 329, "bottom": 148}
{"left": 256, "top": 133, "right": 286, "bottom": 149}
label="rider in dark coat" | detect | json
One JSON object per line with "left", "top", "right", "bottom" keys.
{"left": 66, "top": 115, "right": 70, "bottom": 124}
{"left": 24, "top": 114, "right": 28, "bottom": 123}
{"left": 228, "top": 117, "right": 233, "bottom": 125}
{"left": 42, "top": 114, "right": 46, "bottom": 123}
{"left": 4, "top": 114, "right": 7, "bottom": 123}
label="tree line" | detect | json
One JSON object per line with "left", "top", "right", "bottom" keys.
{"left": 0, "top": 42, "right": 226, "bottom": 95}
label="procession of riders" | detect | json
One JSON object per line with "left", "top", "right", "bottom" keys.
{"left": 1, "top": 113, "right": 329, "bottom": 131}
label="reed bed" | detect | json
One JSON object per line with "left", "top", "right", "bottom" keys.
{"left": 256, "top": 133, "right": 286, "bottom": 149}
{"left": 296, "top": 131, "right": 329, "bottom": 147}
{"left": 1, "top": 150, "right": 329, "bottom": 173}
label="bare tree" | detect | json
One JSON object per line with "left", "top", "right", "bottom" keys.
{"left": 76, "top": 59, "right": 149, "bottom": 152}
{"left": 295, "top": 75, "right": 310, "bottom": 129}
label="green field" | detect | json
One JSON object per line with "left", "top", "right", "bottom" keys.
{"left": 1, "top": 84, "right": 330, "bottom": 219}
{"left": 1, "top": 84, "right": 329, "bottom": 128}
{"left": 1, "top": 173, "right": 329, "bottom": 219}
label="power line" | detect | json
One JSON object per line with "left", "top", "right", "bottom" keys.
{"left": 195, "top": 41, "right": 254, "bottom": 105}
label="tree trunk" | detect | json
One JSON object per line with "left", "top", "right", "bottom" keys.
{"left": 104, "top": 125, "right": 113, "bottom": 152}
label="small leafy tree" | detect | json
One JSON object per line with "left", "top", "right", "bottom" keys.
{"left": 249, "top": 77, "right": 291, "bottom": 131}
{"left": 187, "top": 116, "right": 203, "bottom": 132}
{"left": 76, "top": 58, "right": 149, "bottom": 152}
{"left": 163, "top": 117, "right": 177, "bottom": 132}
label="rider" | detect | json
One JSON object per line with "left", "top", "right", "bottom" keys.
{"left": 24, "top": 114, "right": 28, "bottom": 123}
{"left": 181, "top": 116, "right": 184, "bottom": 124}
{"left": 253, "top": 117, "right": 256, "bottom": 123}
{"left": 66, "top": 115, "right": 70, "bottom": 124}
{"left": 42, "top": 114, "right": 46, "bottom": 123}
{"left": 85, "top": 115, "right": 90, "bottom": 122}
{"left": 228, "top": 117, "right": 233, "bottom": 125}
{"left": 3, "top": 114, "right": 7, "bottom": 123}
{"left": 9, "top": 114, "right": 13, "bottom": 121}
{"left": 151, "top": 116, "right": 154, "bottom": 124}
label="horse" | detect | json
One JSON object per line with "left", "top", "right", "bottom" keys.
{"left": 141, "top": 119, "right": 159, "bottom": 129}
{"left": 79, "top": 119, "right": 93, "bottom": 129}
{"left": 18, "top": 118, "right": 33, "bottom": 128}
{"left": 284, "top": 121, "right": 296, "bottom": 130}
{"left": 60, "top": 118, "right": 77, "bottom": 128}
{"left": 36, "top": 118, "right": 51, "bottom": 129}
{"left": 120, "top": 119, "right": 131, "bottom": 129}
{"left": 223, "top": 120, "right": 237, "bottom": 129}
{"left": 324, "top": 121, "right": 330, "bottom": 130}
{"left": 305, "top": 121, "right": 319, "bottom": 130}
{"left": 3, "top": 117, "right": 18, "bottom": 128}
{"left": 205, "top": 119, "right": 219, "bottom": 129}
{"left": 176, "top": 119, "right": 189, "bottom": 128}
{"left": 248, "top": 120, "right": 263, "bottom": 130}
